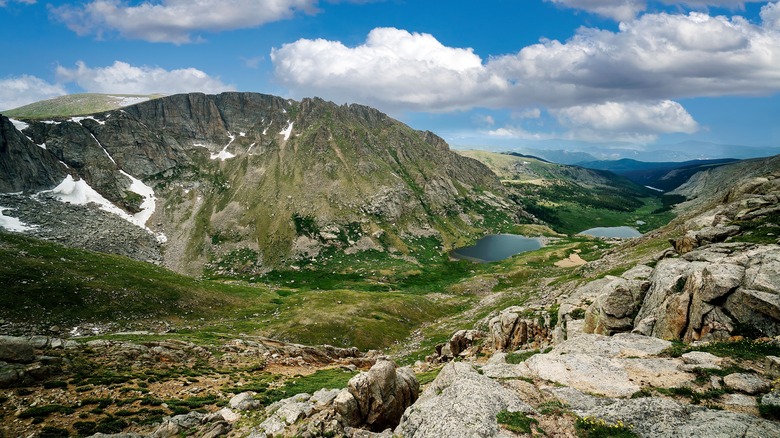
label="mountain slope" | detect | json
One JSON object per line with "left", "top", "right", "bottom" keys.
{"left": 2, "top": 93, "right": 521, "bottom": 275}
{"left": 3, "top": 93, "right": 162, "bottom": 118}
{"left": 457, "top": 150, "right": 669, "bottom": 234}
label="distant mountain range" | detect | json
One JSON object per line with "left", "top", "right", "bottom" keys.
{"left": 453, "top": 140, "right": 780, "bottom": 164}
{"left": 576, "top": 158, "right": 740, "bottom": 192}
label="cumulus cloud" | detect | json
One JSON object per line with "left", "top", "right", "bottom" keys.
{"left": 55, "top": 61, "right": 235, "bottom": 95}
{"left": 551, "top": 100, "right": 699, "bottom": 142}
{"left": 272, "top": 7, "right": 780, "bottom": 141}
{"left": 545, "top": 0, "right": 646, "bottom": 21}
{"left": 272, "top": 27, "right": 507, "bottom": 111}
{"left": 51, "top": 0, "right": 371, "bottom": 43}
{"left": 546, "top": 1, "right": 770, "bottom": 21}
{"left": 489, "top": 11, "right": 780, "bottom": 105}
{"left": 762, "top": 1, "right": 780, "bottom": 29}
{"left": 0, "top": 75, "right": 66, "bottom": 111}
{"left": 274, "top": 12, "right": 780, "bottom": 107}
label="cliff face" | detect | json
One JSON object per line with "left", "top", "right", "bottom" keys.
{"left": 0, "top": 117, "right": 66, "bottom": 193}
{"left": 1, "top": 92, "right": 517, "bottom": 274}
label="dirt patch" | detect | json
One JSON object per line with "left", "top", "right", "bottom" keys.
{"left": 555, "top": 253, "right": 586, "bottom": 268}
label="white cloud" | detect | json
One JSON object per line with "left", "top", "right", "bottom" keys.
{"left": 55, "top": 61, "right": 235, "bottom": 95}
{"left": 488, "top": 10, "right": 780, "bottom": 106}
{"left": 272, "top": 27, "right": 507, "bottom": 111}
{"left": 271, "top": 8, "right": 780, "bottom": 142}
{"left": 551, "top": 100, "right": 699, "bottom": 142}
{"left": 545, "top": 0, "right": 646, "bottom": 21}
{"left": 0, "top": 75, "right": 66, "bottom": 111}
{"left": 546, "top": 1, "right": 770, "bottom": 21}
{"left": 513, "top": 108, "right": 542, "bottom": 119}
{"left": 274, "top": 12, "right": 780, "bottom": 109}
{"left": 51, "top": 0, "right": 371, "bottom": 43}
{"left": 0, "top": 0, "right": 37, "bottom": 6}
{"left": 762, "top": 1, "right": 780, "bottom": 29}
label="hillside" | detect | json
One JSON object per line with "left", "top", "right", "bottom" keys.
{"left": 3, "top": 93, "right": 163, "bottom": 118}
{"left": 1, "top": 92, "right": 522, "bottom": 276}
{"left": 458, "top": 150, "right": 671, "bottom": 234}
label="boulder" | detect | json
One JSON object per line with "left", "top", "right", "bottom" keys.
{"left": 633, "top": 244, "right": 780, "bottom": 341}
{"left": 336, "top": 358, "right": 419, "bottom": 431}
{"left": 394, "top": 361, "right": 532, "bottom": 438}
{"left": 229, "top": 392, "right": 262, "bottom": 411}
{"left": 723, "top": 373, "right": 771, "bottom": 394}
{"left": 583, "top": 277, "right": 649, "bottom": 336}
{"left": 512, "top": 334, "right": 692, "bottom": 398}
{"left": 0, "top": 336, "right": 35, "bottom": 363}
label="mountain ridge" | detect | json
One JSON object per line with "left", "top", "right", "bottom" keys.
{"left": 1, "top": 92, "right": 523, "bottom": 275}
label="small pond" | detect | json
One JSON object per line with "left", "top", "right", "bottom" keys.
{"left": 450, "top": 234, "right": 543, "bottom": 263}
{"left": 578, "top": 226, "right": 642, "bottom": 238}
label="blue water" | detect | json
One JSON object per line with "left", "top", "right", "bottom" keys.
{"left": 451, "top": 234, "right": 543, "bottom": 263}
{"left": 578, "top": 226, "right": 642, "bottom": 238}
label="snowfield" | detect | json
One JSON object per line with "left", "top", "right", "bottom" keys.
{"left": 0, "top": 207, "right": 37, "bottom": 232}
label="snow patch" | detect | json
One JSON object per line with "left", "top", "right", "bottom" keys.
{"left": 119, "top": 170, "right": 156, "bottom": 228}
{"left": 109, "top": 96, "right": 150, "bottom": 107}
{"left": 71, "top": 116, "right": 106, "bottom": 125}
{"left": 645, "top": 186, "right": 664, "bottom": 192}
{"left": 42, "top": 120, "right": 60, "bottom": 125}
{"left": 39, "top": 174, "right": 157, "bottom": 231}
{"left": 37, "top": 143, "right": 47, "bottom": 150}
{"left": 88, "top": 133, "right": 116, "bottom": 164}
{"left": 9, "top": 119, "right": 28, "bottom": 131}
{"left": 247, "top": 143, "right": 256, "bottom": 154}
{"left": 210, "top": 132, "right": 236, "bottom": 161}
{"left": 280, "top": 121, "right": 293, "bottom": 141}
{"left": 0, "top": 207, "right": 37, "bottom": 232}
{"left": 262, "top": 127, "right": 268, "bottom": 135}
{"left": 40, "top": 175, "right": 127, "bottom": 218}
{"left": 239, "top": 132, "right": 246, "bottom": 137}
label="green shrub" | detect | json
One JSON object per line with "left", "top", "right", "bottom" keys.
{"left": 74, "top": 421, "right": 97, "bottom": 435}
{"left": 38, "top": 426, "right": 70, "bottom": 438}
{"left": 759, "top": 402, "right": 780, "bottom": 421}
{"left": 571, "top": 308, "right": 587, "bottom": 320}
{"left": 496, "top": 410, "right": 538, "bottom": 434}
{"left": 416, "top": 369, "right": 442, "bottom": 386}
{"left": 96, "top": 416, "right": 128, "bottom": 434}
{"left": 575, "top": 416, "right": 637, "bottom": 437}
{"left": 506, "top": 350, "right": 539, "bottom": 364}
{"left": 18, "top": 404, "right": 75, "bottom": 418}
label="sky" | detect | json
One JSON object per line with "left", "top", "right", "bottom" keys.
{"left": 1, "top": 0, "right": 780, "bottom": 156}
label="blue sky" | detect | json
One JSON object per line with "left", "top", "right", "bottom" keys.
{"left": 1, "top": 0, "right": 780, "bottom": 155}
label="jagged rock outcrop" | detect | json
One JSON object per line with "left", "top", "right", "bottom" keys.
{"left": 583, "top": 274, "right": 650, "bottom": 336}
{"left": 427, "top": 329, "right": 483, "bottom": 362}
{"left": 394, "top": 361, "right": 533, "bottom": 438}
{"left": 488, "top": 306, "right": 553, "bottom": 352}
{"left": 335, "top": 358, "right": 419, "bottom": 432}
{"left": 633, "top": 243, "right": 780, "bottom": 341}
